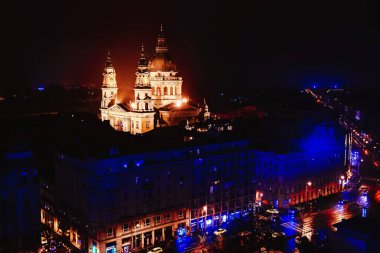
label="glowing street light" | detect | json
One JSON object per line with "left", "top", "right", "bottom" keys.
{"left": 305, "top": 181, "right": 312, "bottom": 202}
{"left": 176, "top": 100, "right": 182, "bottom": 107}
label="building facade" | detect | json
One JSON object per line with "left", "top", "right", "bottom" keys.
{"left": 40, "top": 123, "right": 344, "bottom": 252}
{"left": 0, "top": 147, "right": 40, "bottom": 252}
{"left": 100, "top": 26, "right": 202, "bottom": 134}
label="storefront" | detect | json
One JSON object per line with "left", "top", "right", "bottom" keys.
{"left": 221, "top": 212, "right": 228, "bottom": 223}
{"left": 190, "top": 219, "right": 197, "bottom": 233}
{"left": 133, "top": 234, "right": 141, "bottom": 250}
{"left": 105, "top": 241, "right": 116, "bottom": 253}
{"left": 164, "top": 226, "right": 173, "bottom": 239}
{"left": 154, "top": 229, "right": 163, "bottom": 244}
{"left": 121, "top": 237, "right": 131, "bottom": 253}
{"left": 144, "top": 232, "right": 152, "bottom": 247}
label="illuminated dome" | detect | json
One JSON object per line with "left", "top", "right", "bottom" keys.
{"left": 148, "top": 24, "right": 177, "bottom": 72}
{"left": 148, "top": 53, "right": 177, "bottom": 72}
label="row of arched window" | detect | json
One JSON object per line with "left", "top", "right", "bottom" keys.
{"left": 152, "top": 86, "right": 177, "bottom": 96}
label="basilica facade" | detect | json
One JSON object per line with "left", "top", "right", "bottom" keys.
{"left": 100, "top": 26, "right": 209, "bottom": 134}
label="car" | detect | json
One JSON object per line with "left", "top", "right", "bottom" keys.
{"left": 272, "top": 231, "right": 285, "bottom": 238}
{"left": 213, "top": 228, "right": 227, "bottom": 236}
{"left": 41, "top": 236, "right": 48, "bottom": 245}
{"left": 238, "top": 231, "right": 252, "bottom": 237}
{"left": 338, "top": 199, "right": 349, "bottom": 205}
{"left": 147, "top": 247, "right": 163, "bottom": 253}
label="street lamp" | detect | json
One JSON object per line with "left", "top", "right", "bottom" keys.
{"left": 306, "top": 181, "right": 312, "bottom": 202}
{"left": 340, "top": 175, "right": 345, "bottom": 191}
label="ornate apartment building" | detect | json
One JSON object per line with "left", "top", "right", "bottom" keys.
{"left": 40, "top": 122, "right": 344, "bottom": 253}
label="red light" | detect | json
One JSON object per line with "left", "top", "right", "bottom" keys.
{"left": 364, "top": 150, "right": 369, "bottom": 155}
{"left": 374, "top": 161, "right": 380, "bottom": 168}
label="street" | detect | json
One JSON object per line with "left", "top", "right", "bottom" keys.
{"left": 169, "top": 181, "right": 380, "bottom": 253}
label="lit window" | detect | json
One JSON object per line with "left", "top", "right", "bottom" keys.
{"left": 106, "top": 228, "right": 114, "bottom": 237}
{"left": 122, "top": 224, "right": 130, "bottom": 233}
{"left": 178, "top": 210, "right": 184, "bottom": 219}
{"left": 145, "top": 219, "right": 150, "bottom": 226}
{"left": 165, "top": 213, "right": 171, "bottom": 221}
{"left": 155, "top": 216, "right": 161, "bottom": 224}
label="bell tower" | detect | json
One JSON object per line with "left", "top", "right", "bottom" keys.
{"left": 101, "top": 50, "right": 118, "bottom": 109}
{"left": 130, "top": 44, "right": 155, "bottom": 134}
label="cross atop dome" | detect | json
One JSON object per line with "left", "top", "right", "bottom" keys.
{"left": 156, "top": 24, "right": 168, "bottom": 53}
{"left": 138, "top": 43, "right": 148, "bottom": 71}
{"left": 105, "top": 50, "right": 113, "bottom": 67}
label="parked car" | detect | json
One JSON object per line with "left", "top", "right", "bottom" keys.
{"left": 50, "top": 244, "right": 57, "bottom": 251}
{"left": 238, "top": 231, "right": 252, "bottom": 237}
{"left": 272, "top": 231, "right": 285, "bottom": 238}
{"left": 41, "top": 236, "right": 48, "bottom": 245}
{"left": 148, "top": 247, "right": 163, "bottom": 253}
{"left": 213, "top": 228, "right": 227, "bottom": 236}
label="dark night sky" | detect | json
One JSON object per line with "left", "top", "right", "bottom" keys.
{"left": 1, "top": 0, "right": 380, "bottom": 98}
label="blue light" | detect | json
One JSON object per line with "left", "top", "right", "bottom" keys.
{"left": 222, "top": 215, "right": 227, "bottom": 222}
{"left": 37, "top": 86, "right": 45, "bottom": 91}
{"left": 362, "top": 208, "right": 367, "bottom": 218}
{"left": 123, "top": 163, "right": 128, "bottom": 168}
{"left": 178, "top": 227, "right": 186, "bottom": 237}
{"left": 134, "top": 160, "right": 144, "bottom": 167}
{"left": 21, "top": 172, "right": 27, "bottom": 176}
{"left": 206, "top": 219, "right": 212, "bottom": 226}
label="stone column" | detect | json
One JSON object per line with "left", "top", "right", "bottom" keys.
{"left": 152, "top": 230, "right": 155, "bottom": 246}
{"left": 162, "top": 228, "right": 165, "bottom": 241}
{"left": 141, "top": 233, "right": 144, "bottom": 248}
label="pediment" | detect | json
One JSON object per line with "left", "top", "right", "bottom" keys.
{"left": 108, "top": 104, "right": 129, "bottom": 113}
